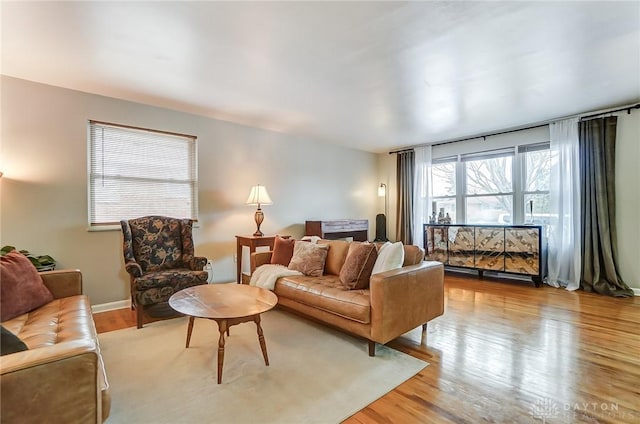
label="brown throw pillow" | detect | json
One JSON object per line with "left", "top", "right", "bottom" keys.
{"left": 288, "top": 242, "right": 329, "bottom": 277}
{"left": 270, "top": 236, "right": 295, "bottom": 266}
{"left": 339, "top": 242, "right": 378, "bottom": 290}
{"left": 1, "top": 251, "right": 54, "bottom": 322}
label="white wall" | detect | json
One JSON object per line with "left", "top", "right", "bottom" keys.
{"left": 0, "top": 76, "right": 378, "bottom": 305}
{"left": 378, "top": 113, "right": 640, "bottom": 289}
{"left": 615, "top": 111, "right": 639, "bottom": 289}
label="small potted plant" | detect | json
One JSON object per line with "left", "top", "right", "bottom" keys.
{"left": 1, "top": 246, "right": 56, "bottom": 271}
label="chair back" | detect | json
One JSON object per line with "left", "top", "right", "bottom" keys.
{"left": 121, "top": 216, "right": 195, "bottom": 272}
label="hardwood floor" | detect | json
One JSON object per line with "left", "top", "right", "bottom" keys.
{"left": 93, "top": 273, "right": 640, "bottom": 423}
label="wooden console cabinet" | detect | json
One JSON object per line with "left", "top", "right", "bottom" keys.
{"left": 305, "top": 220, "right": 368, "bottom": 242}
{"left": 424, "top": 223, "right": 546, "bottom": 286}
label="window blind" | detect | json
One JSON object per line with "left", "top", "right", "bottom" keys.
{"left": 518, "top": 142, "right": 550, "bottom": 153}
{"left": 461, "top": 147, "right": 515, "bottom": 162}
{"left": 88, "top": 121, "right": 198, "bottom": 227}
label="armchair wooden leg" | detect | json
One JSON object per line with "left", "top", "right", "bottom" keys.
{"left": 136, "top": 304, "right": 144, "bottom": 329}
{"left": 368, "top": 340, "right": 376, "bottom": 357}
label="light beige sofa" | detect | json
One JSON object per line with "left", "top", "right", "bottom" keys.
{"left": 251, "top": 240, "right": 444, "bottom": 355}
{"left": 0, "top": 270, "right": 110, "bottom": 423}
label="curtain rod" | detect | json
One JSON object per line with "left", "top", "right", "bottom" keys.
{"left": 389, "top": 102, "right": 640, "bottom": 155}
{"left": 580, "top": 103, "right": 640, "bottom": 121}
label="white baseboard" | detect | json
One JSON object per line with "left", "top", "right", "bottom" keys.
{"left": 91, "top": 299, "right": 130, "bottom": 313}
{"left": 633, "top": 288, "right": 640, "bottom": 297}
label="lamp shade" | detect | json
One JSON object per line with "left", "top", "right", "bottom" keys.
{"left": 378, "top": 183, "right": 386, "bottom": 197}
{"left": 246, "top": 185, "right": 273, "bottom": 205}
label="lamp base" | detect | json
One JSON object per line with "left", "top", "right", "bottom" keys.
{"left": 253, "top": 207, "right": 264, "bottom": 237}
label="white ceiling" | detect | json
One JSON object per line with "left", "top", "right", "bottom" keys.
{"left": 2, "top": 1, "right": 639, "bottom": 153}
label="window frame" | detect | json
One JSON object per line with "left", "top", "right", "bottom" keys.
{"left": 87, "top": 120, "right": 199, "bottom": 231}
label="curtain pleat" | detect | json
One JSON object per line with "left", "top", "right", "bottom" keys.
{"left": 578, "top": 117, "right": 633, "bottom": 297}
{"left": 396, "top": 150, "right": 415, "bottom": 244}
{"left": 546, "top": 118, "right": 581, "bottom": 290}
{"left": 412, "top": 146, "right": 432, "bottom": 247}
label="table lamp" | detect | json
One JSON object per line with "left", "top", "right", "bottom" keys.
{"left": 246, "top": 184, "right": 273, "bottom": 236}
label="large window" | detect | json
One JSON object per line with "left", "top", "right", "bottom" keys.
{"left": 88, "top": 121, "right": 198, "bottom": 228}
{"left": 429, "top": 143, "right": 550, "bottom": 225}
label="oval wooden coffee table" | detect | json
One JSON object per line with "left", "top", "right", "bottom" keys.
{"left": 169, "top": 284, "right": 278, "bottom": 384}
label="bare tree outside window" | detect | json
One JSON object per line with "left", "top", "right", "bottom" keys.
{"left": 428, "top": 144, "right": 550, "bottom": 225}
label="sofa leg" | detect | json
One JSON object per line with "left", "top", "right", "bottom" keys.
{"left": 368, "top": 340, "right": 376, "bottom": 357}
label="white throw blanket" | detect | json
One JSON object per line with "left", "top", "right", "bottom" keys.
{"left": 249, "top": 264, "right": 302, "bottom": 290}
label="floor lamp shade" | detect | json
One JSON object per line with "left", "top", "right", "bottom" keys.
{"left": 246, "top": 185, "right": 273, "bottom": 237}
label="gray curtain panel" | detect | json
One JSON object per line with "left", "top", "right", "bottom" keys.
{"left": 396, "top": 150, "right": 415, "bottom": 245}
{"left": 578, "top": 116, "right": 633, "bottom": 297}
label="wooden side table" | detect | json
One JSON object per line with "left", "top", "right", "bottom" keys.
{"left": 235, "top": 235, "right": 285, "bottom": 284}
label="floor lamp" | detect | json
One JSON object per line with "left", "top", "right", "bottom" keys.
{"left": 376, "top": 183, "right": 388, "bottom": 242}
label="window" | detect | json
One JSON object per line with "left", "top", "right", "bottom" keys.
{"left": 88, "top": 121, "right": 198, "bottom": 228}
{"left": 428, "top": 143, "right": 550, "bottom": 225}
{"left": 463, "top": 149, "right": 514, "bottom": 225}
{"left": 520, "top": 143, "right": 551, "bottom": 225}
{"left": 431, "top": 157, "right": 457, "bottom": 220}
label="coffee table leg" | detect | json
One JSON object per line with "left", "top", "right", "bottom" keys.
{"left": 255, "top": 314, "right": 269, "bottom": 366}
{"left": 217, "top": 319, "right": 227, "bottom": 384}
{"left": 185, "top": 316, "right": 195, "bottom": 348}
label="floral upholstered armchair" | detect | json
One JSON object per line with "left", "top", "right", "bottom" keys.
{"left": 120, "top": 216, "right": 208, "bottom": 328}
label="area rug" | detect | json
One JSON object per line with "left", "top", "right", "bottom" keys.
{"left": 99, "top": 309, "right": 428, "bottom": 424}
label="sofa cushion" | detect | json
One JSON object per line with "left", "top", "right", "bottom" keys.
{"left": 372, "top": 241, "right": 405, "bottom": 274}
{"left": 275, "top": 275, "right": 371, "bottom": 324}
{"left": 317, "top": 240, "right": 350, "bottom": 275}
{"left": 2, "top": 295, "right": 95, "bottom": 349}
{"left": 1, "top": 250, "right": 54, "bottom": 322}
{"left": 0, "top": 326, "right": 28, "bottom": 355}
{"left": 339, "top": 242, "right": 378, "bottom": 290}
{"left": 270, "top": 236, "right": 295, "bottom": 266}
{"left": 288, "top": 242, "right": 328, "bottom": 277}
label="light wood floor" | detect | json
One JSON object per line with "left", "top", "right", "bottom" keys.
{"left": 93, "top": 273, "right": 640, "bottom": 423}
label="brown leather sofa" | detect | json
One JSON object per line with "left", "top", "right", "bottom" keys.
{"left": 251, "top": 240, "right": 444, "bottom": 356}
{"left": 0, "top": 270, "right": 110, "bottom": 423}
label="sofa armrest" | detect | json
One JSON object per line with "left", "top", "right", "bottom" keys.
{"left": 0, "top": 339, "right": 104, "bottom": 423}
{"left": 40, "top": 269, "right": 83, "bottom": 299}
{"left": 369, "top": 261, "right": 444, "bottom": 344}
{"left": 250, "top": 251, "right": 273, "bottom": 273}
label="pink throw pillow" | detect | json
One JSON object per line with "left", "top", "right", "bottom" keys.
{"left": 1, "top": 251, "right": 54, "bottom": 322}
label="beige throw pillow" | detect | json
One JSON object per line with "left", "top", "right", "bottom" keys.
{"left": 288, "top": 242, "right": 329, "bottom": 277}
{"left": 339, "top": 242, "right": 378, "bottom": 290}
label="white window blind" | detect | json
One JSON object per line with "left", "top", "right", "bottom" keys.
{"left": 88, "top": 121, "right": 198, "bottom": 227}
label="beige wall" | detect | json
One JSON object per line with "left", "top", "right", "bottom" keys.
{"left": 378, "top": 112, "right": 640, "bottom": 290}
{"left": 1, "top": 76, "right": 378, "bottom": 305}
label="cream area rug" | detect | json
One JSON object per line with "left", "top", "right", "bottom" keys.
{"left": 99, "top": 309, "right": 428, "bottom": 424}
